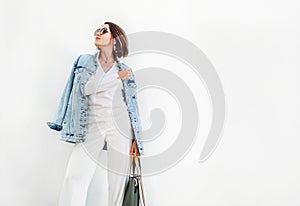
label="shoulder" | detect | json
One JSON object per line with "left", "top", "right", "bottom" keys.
{"left": 77, "top": 53, "right": 94, "bottom": 62}
{"left": 73, "top": 53, "right": 96, "bottom": 69}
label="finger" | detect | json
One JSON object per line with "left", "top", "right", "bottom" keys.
{"left": 130, "top": 146, "right": 134, "bottom": 154}
{"left": 133, "top": 148, "right": 137, "bottom": 155}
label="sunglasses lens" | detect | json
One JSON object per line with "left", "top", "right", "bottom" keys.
{"left": 100, "top": 28, "right": 108, "bottom": 34}
{"left": 94, "top": 27, "right": 109, "bottom": 36}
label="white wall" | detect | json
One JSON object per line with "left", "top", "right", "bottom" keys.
{"left": 1, "top": 0, "right": 299, "bottom": 205}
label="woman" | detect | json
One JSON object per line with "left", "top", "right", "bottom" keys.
{"left": 47, "top": 22, "right": 144, "bottom": 206}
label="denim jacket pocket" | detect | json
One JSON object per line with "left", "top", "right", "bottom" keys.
{"left": 127, "top": 79, "right": 137, "bottom": 88}
{"left": 74, "top": 66, "right": 86, "bottom": 74}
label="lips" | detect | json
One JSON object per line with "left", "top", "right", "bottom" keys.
{"left": 95, "top": 37, "right": 101, "bottom": 40}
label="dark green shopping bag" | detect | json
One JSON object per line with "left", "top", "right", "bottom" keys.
{"left": 122, "top": 155, "right": 146, "bottom": 206}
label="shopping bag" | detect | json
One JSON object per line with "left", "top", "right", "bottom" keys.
{"left": 122, "top": 155, "right": 146, "bottom": 206}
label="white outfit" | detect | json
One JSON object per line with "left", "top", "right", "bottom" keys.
{"left": 58, "top": 60, "right": 133, "bottom": 206}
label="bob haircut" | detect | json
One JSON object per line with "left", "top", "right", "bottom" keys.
{"left": 104, "top": 21, "right": 129, "bottom": 59}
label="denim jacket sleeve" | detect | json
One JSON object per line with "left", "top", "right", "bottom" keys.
{"left": 122, "top": 65, "right": 145, "bottom": 156}
{"left": 46, "top": 55, "right": 81, "bottom": 131}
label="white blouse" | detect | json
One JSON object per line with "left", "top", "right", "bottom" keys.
{"left": 84, "top": 60, "right": 132, "bottom": 139}
{"left": 84, "top": 61, "right": 127, "bottom": 108}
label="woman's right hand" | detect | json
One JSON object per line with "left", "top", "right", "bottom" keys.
{"left": 117, "top": 69, "right": 131, "bottom": 80}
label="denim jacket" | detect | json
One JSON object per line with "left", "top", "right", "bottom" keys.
{"left": 46, "top": 51, "right": 144, "bottom": 156}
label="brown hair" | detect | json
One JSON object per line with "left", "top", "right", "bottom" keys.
{"left": 104, "top": 21, "right": 129, "bottom": 59}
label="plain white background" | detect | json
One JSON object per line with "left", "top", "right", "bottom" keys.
{"left": 1, "top": 0, "right": 300, "bottom": 205}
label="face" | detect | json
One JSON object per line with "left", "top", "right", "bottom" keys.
{"left": 94, "top": 24, "right": 114, "bottom": 48}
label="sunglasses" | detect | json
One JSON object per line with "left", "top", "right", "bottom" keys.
{"left": 94, "top": 27, "right": 109, "bottom": 36}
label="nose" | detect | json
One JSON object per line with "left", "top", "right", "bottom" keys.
{"left": 94, "top": 29, "right": 101, "bottom": 36}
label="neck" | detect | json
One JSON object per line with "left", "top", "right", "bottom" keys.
{"left": 99, "top": 46, "right": 114, "bottom": 63}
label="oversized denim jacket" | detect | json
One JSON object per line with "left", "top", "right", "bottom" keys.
{"left": 46, "top": 51, "right": 144, "bottom": 156}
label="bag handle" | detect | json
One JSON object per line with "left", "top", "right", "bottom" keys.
{"left": 129, "top": 155, "right": 146, "bottom": 206}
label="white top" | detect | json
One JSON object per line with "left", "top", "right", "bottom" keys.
{"left": 84, "top": 61, "right": 127, "bottom": 107}
{"left": 83, "top": 54, "right": 133, "bottom": 142}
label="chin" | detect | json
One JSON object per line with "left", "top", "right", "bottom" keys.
{"left": 95, "top": 43, "right": 102, "bottom": 48}
{"left": 95, "top": 40, "right": 102, "bottom": 46}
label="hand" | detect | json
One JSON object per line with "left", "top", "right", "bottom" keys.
{"left": 130, "top": 139, "right": 141, "bottom": 157}
{"left": 117, "top": 68, "right": 131, "bottom": 80}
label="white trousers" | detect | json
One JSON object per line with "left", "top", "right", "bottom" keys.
{"left": 58, "top": 109, "right": 133, "bottom": 206}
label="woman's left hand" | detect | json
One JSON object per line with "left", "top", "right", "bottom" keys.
{"left": 130, "top": 139, "right": 141, "bottom": 157}
{"left": 117, "top": 68, "right": 131, "bottom": 80}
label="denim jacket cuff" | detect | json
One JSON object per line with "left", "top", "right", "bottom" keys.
{"left": 46, "top": 122, "right": 63, "bottom": 131}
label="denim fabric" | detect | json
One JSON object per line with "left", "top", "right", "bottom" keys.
{"left": 47, "top": 51, "right": 144, "bottom": 156}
